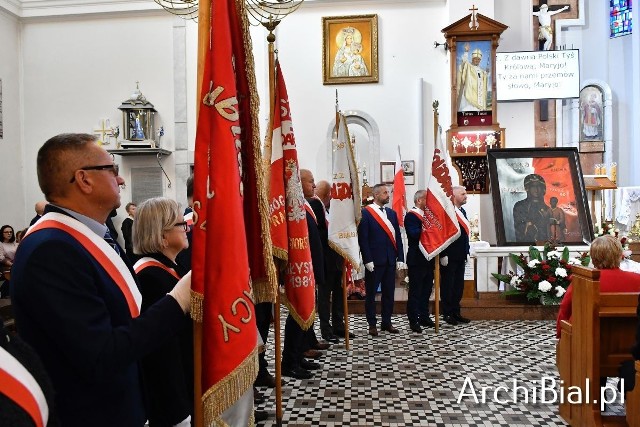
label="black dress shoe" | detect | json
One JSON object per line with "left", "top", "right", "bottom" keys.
{"left": 335, "top": 329, "right": 356, "bottom": 339}
{"left": 381, "top": 324, "right": 400, "bottom": 334}
{"left": 254, "top": 387, "right": 265, "bottom": 404}
{"left": 254, "top": 372, "right": 278, "bottom": 388}
{"left": 410, "top": 323, "right": 422, "bottom": 333}
{"left": 255, "top": 410, "right": 269, "bottom": 423}
{"left": 282, "top": 366, "right": 313, "bottom": 379}
{"left": 300, "top": 359, "right": 321, "bottom": 370}
{"left": 419, "top": 317, "right": 435, "bottom": 327}
{"left": 454, "top": 313, "right": 471, "bottom": 323}
{"left": 313, "top": 341, "right": 332, "bottom": 350}
{"left": 443, "top": 315, "right": 458, "bottom": 325}
{"left": 322, "top": 334, "right": 340, "bottom": 343}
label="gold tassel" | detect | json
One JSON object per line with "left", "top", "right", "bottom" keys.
{"left": 190, "top": 290, "right": 204, "bottom": 323}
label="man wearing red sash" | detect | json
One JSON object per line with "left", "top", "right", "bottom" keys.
{"left": 405, "top": 190, "right": 436, "bottom": 333}
{"left": 440, "top": 185, "right": 471, "bottom": 325}
{"left": 11, "top": 134, "right": 192, "bottom": 427}
{"left": 358, "top": 184, "right": 405, "bottom": 336}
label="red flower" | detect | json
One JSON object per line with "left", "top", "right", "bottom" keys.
{"left": 547, "top": 276, "right": 557, "bottom": 283}
{"left": 532, "top": 274, "right": 541, "bottom": 281}
{"left": 542, "top": 265, "right": 551, "bottom": 270}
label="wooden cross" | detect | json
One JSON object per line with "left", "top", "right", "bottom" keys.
{"left": 533, "top": 0, "right": 571, "bottom": 51}
{"left": 533, "top": 0, "right": 571, "bottom": 121}
{"left": 469, "top": 4, "right": 479, "bottom": 30}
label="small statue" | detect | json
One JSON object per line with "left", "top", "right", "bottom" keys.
{"left": 630, "top": 213, "right": 640, "bottom": 239}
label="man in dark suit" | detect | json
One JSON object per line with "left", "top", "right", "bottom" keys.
{"left": 281, "top": 169, "right": 327, "bottom": 379}
{"left": 357, "top": 183, "right": 405, "bottom": 336}
{"left": 440, "top": 185, "right": 471, "bottom": 325}
{"left": 312, "top": 179, "right": 351, "bottom": 342}
{"left": 405, "top": 190, "right": 436, "bottom": 333}
{"left": 11, "top": 133, "right": 192, "bottom": 427}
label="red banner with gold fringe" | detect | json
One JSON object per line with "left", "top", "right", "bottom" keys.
{"left": 192, "top": 0, "right": 259, "bottom": 424}
{"left": 267, "top": 61, "right": 316, "bottom": 329}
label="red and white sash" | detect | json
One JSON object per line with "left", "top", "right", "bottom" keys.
{"left": 407, "top": 207, "right": 425, "bottom": 222}
{"left": 365, "top": 205, "right": 397, "bottom": 250}
{"left": 304, "top": 200, "right": 318, "bottom": 225}
{"left": 25, "top": 212, "right": 142, "bottom": 318}
{"left": 134, "top": 257, "right": 181, "bottom": 280}
{"left": 456, "top": 207, "right": 470, "bottom": 236}
{"left": 0, "top": 345, "right": 48, "bottom": 427}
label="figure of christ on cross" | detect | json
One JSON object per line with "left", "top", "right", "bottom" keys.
{"left": 532, "top": 1, "right": 570, "bottom": 51}
{"left": 532, "top": 1, "right": 571, "bottom": 123}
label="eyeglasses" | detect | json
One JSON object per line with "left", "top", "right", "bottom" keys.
{"left": 69, "top": 164, "right": 120, "bottom": 183}
{"left": 173, "top": 221, "right": 189, "bottom": 232}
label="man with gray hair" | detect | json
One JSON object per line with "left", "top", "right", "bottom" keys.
{"left": 440, "top": 185, "right": 471, "bottom": 325}
{"left": 405, "top": 190, "right": 436, "bottom": 333}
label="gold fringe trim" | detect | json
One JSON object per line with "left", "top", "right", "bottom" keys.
{"left": 252, "top": 277, "right": 273, "bottom": 305}
{"left": 328, "top": 240, "right": 360, "bottom": 271}
{"left": 190, "top": 290, "right": 204, "bottom": 323}
{"left": 236, "top": 0, "right": 279, "bottom": 307}
{"left": 279, "top": 289, "right": 317, "bottom": 331}
{"left": 203, "top": 347, "right": 258, "bottom": 426}
{"left": 271, "top": 247, "right": 288, "bottom": 262}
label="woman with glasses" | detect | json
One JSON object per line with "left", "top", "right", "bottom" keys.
{"left": 0, "top": 225, "right": 18, "bottom": 271}
{"left": 132, "top": 197, "right": 192, "bottom": 427}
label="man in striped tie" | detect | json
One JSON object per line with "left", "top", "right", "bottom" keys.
{"left": 11, "top": 133, "right": 192, "bottom": 427}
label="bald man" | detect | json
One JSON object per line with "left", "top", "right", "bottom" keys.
{"left": 11, "top": 133, "right": 192, "bottom": 426}
{"left": 314, "top": 179, "right": 352, "bottom": 339}
{"left": 29, "top": 201, "right": 48, "bottom": 226}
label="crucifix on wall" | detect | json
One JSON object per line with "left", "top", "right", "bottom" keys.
{"left": 532, "top": 0, "right": 570, "bottom": 121}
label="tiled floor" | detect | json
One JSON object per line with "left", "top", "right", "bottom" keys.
{"left": 255, "top": 313, "right": 625, "bottom": 426}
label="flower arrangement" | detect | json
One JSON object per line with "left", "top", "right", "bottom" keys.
{"left": 594, "top": 222, "right": 632, "bottom": 258}
{"left": 492, "top": 244, "right": 590, "bottom": 305}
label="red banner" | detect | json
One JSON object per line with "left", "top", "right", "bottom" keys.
{"left": 392, "top": 145, "right": 407, "bottom": 227}
{"left": 192, "top": 0, "right": 257, "bottom": 424}
{"left": 267, "top": 62, "right": 316, "bottom": 329}
{"left": 420, "top": 125, "right": 460, "bottom": 260}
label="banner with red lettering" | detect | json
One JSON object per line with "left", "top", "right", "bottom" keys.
{"left": 392, "top": 145, "right": 407, "bottom": 227}
{"left": 192, "top": 0, "right": 259, "bottom": 424}
{"left": 328, "top": 114, "right": 361, "bottom": 267}
{"left": 266, "top": 61, "right": 316, "bottom": 329}
{"left": 420, "top": 125, "right": 460, "bottom": 260}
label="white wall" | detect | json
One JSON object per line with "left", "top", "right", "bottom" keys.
{"left": 0, "top": 9, "right": 25, "bottom": 229}
{"left": 20, "top": 12, "right": 176, "bottom": 235}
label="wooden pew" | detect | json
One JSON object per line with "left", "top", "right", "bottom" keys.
{"left": 556, "top": 266, "right": 639, "bottom": 427}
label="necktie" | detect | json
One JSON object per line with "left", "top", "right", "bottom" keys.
{"left": 104, "top": 230, "right": 120, "bottom": 255}
{"left": 380, "top": 207, "right": 384, "bottom": 212}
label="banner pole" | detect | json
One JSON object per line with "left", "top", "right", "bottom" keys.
{"left": 193, "top": 2, "right": 211, "bottom": 425}
{"left": 433, "top": 101, "right": 440, "bottom": 335}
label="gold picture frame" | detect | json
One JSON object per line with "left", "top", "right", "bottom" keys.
{"left": 322, "top": 14, "right": 379, "bottom": 85}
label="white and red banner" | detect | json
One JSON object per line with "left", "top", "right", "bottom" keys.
{"left": 392, "top": 145, "right": 407, "bottom": 227}
{"left": 420, "top": 125, "right": 460, "bottom": 260}
{"left": 191, "top": 0, "right": 259, "bottom": 424}
{"left": 267, "top": 61, "right": 316, "bottom": 330}
{"left": 328, "top": 114, "right": 361, "bottom": 267}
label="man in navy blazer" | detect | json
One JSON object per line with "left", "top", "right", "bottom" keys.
{"left": 405, "top": 190, "right": 436, "bottom": 333}
{"left": 358, "top": 184, "right": 406, "bottom": 336}
{"left": 440, "top": 185, "right": 471, "bottom": 325}
{"left": 11, "top": 134, "right": 192, "bottom": 427}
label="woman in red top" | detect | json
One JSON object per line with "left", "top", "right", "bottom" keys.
{"left": 556, "top": 235, "right": 640, "bottom": 337}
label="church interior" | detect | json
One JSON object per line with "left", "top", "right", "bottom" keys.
{"left": 2, "top": 0, "right": 640, "bottom": 425}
